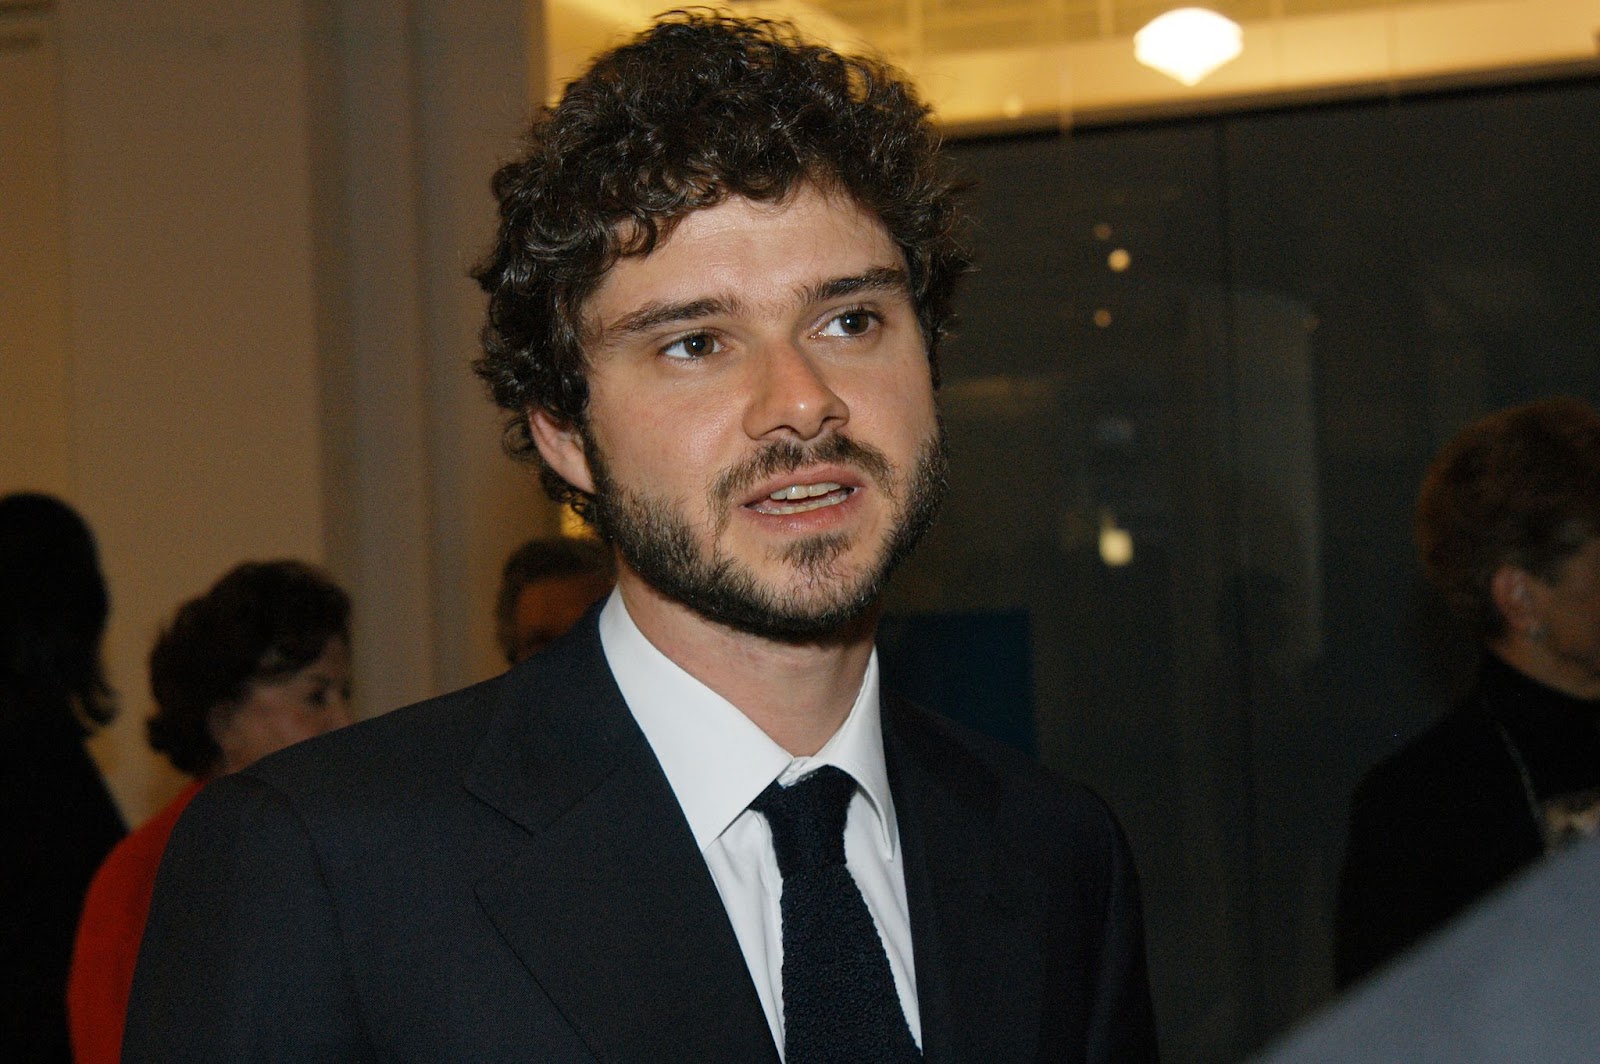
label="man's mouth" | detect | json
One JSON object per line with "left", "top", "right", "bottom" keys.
{"left": 747, "top": 482, "right": 855, "bottom": 516}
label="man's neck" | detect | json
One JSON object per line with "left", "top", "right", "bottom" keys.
{"left": 616, "top": 576, "right": 877, "bottom": 757}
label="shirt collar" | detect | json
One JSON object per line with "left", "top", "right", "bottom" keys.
{"left": 598, "top": 589, "right": 898, "bottom": 858}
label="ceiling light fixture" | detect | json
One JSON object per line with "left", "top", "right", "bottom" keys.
{"left": 1134, "top": 8, "right": 1244, "bottom": 86}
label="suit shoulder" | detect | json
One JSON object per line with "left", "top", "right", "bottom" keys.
{"left": 241, "top": 671, "right": 508, "bottom": 802}
{"left": 886, "top": 693, "right": 1097, "bottom": 791}
{"left": 1352, "top": 699, "right": 1510, "bottom": 813}
{"left": 1345, "top": 696, "right": 1539, "bottom": 875}
{"left": 885, "top": 695, "right": 1125, "bottom": 849}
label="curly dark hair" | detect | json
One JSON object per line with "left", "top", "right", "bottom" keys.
{"left": 146, "top": 560, "right": 351, "bottom": 776}
{"left": 1416, "top": 396, "right": 1600, "bottom": 639}
{"left": 472, "top": 9, "right": 970, "bottom": 516}
{"left": 0, "top": 493, "right": 114, "bottom": 728}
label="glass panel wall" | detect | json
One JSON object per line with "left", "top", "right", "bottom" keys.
{"left": 880, "top": 75, "right": 1600, "bottom": 1061}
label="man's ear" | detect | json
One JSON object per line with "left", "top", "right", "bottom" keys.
{"left": 527, "top": 407, "right": 595, "bottom": 495}
{"left": 1490, "top": 564, "right": 1544, "bottom": 635}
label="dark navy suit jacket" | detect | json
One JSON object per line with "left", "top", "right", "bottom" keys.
{"left": 123, "top": 613, "right": 1157, "bottom": 1062}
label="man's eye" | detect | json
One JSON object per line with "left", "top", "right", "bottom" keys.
{"left": 661, "top": 333, "right": 719, "bottom": 359}
{"left": 820, "top": 310, "right": 876, "bottom": 337}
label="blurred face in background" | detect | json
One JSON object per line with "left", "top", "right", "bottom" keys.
{"left": 508, "top": 570, "right": 614, "bottom": 664}
{"left": 1528, "top": 536, "right": 1600, "bottom": 698}
{"left": 209, "top": 636, "right": 354, "bottom": 774}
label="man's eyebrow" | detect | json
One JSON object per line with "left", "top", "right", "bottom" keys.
{"left": 602, "top": 297, "right": 735, "bottom": 342}
{"left": 598, "top": 265, "right": 910, "bottom": 343}
{"left": 803, "top": 266, "right": 911, "bottom": 306}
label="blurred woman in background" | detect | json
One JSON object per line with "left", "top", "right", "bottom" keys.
{"left": 0, "top": 493, "right": 125, "bottom": 1063}
{"left": 1337, "top": 397, "right": 1600, "bottom": 985}
{"left": 68, "top": 559, "right": 353, "bottom": 1064}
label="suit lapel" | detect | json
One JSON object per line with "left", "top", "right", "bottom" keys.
{"left": 885, "top": 698, "right": 1046, "bottom": 1063}
{"left": 465, "top": 620, "right": 779, "bottom": 1064}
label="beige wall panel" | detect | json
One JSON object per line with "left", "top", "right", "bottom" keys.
{"left": 318, "top": 0, "right": 444, "bottom": 721}
{"left": 1, "top": 13, "right": 71, "bottom": 496}
{"left": 326, "top": 0, "right": 543, "bottom": 711}
{"left": 58, "top": 0, "right": 327, "bottom": 822}
{"left": 20, "top": 0, "right": 546, "bottom": 824}
{"left": 413, "top": 0, "right": 550, "bottom": 690}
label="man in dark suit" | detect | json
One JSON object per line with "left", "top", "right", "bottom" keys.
{"left": 123, "top": 12, "right": 1158, "bottom": 1061}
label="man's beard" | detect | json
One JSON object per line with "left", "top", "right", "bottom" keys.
{"left": 585, "top": 425, "right": 948, "bottom": 642}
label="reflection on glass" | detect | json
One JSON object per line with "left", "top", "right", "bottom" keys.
{"left": 1099, "top": 511, "right": 1135, "bottom": 567}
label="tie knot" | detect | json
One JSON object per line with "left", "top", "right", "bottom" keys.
{"left": 750, "top": 765, "right": 857, "bottom": 876}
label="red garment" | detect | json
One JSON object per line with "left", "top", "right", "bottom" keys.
{"left": 67, "top": 779, "right": 205, "bottom": 1064}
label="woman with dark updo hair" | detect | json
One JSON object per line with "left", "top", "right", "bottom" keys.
{"left": 0, "top": 493, "right": 126, "bottom": 1063}
{"left": 68, "top": 560, "right": 353, "bottom": 1064}
{"left": 1337, "top": 397, "right": 1600, "bottom": 986}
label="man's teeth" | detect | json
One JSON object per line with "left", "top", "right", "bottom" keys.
{"left": 768, "top": 482, "right": 842, "bottom": 501}
{"left": 755, "top": 482, "right": 850, "bottom": 515}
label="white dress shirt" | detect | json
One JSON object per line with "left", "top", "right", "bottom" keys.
{"left": 598, "top": 591, "right": 921, "bottom": 1057}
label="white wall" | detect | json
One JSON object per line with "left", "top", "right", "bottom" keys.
{"left": 2, "top": 0, "right": 547, "bottom": 825}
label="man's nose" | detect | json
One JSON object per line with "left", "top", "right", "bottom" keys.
{"left": 741, "top": 340, "right": 849, "bottom": 442}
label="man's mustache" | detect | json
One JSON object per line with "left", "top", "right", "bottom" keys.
{"left": 712, "top": 434, "right": 895, "bottom": 508}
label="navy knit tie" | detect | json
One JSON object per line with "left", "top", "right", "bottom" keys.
{"left": 750, "top": 765, "right": 921, "bottom": 1064}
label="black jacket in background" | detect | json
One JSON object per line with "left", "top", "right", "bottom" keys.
{"left": 1335, "top": 653, "right": 1600, "bottom": 986}
{"left": 0, "top": 691, "right": 125, "bottom": 1063}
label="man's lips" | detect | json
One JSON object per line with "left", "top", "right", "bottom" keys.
{"left": 742, "top": 469, "right": 862, "bottom": 516}
{"left": 748, "top": 482, "right": 855, "bottom": 516}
